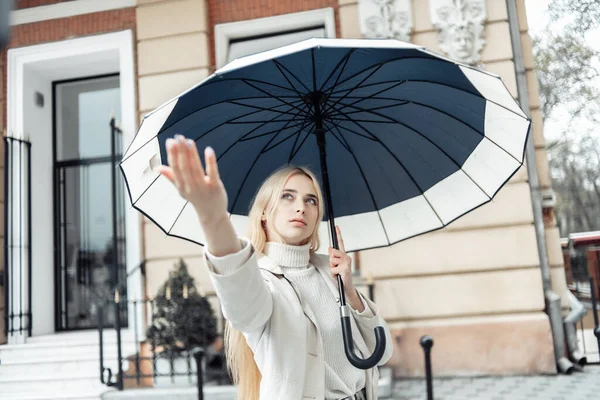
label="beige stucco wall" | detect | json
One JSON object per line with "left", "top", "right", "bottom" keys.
{"left": 338, "top": 0, "right": 564, "bottom": 376}
{"left": 136, "top": 0, "right": 566, "bottom": 375}
{"left": 135, "top": 0, "right": 223, "bottom": 321}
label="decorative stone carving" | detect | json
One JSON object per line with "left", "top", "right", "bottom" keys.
{"left": 357, "top": 0, "right": 414, "bottom": 42}
{"left": 429, "top": 0, "right": 486, "bottom": 65}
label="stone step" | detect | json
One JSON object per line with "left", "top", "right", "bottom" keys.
{"left": 0, "top": 374, "right": 109, "bottom": 396}
{"left": 0, "top": 354, "right": 122, "bottom": 379}
{"left": 0, "top": 341, "right": 136, "bottom": 362}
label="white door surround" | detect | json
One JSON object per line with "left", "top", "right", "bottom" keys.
{"left": 6, "top": 30, "right": 141, "bottom": 343}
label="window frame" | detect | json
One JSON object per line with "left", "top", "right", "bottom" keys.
{"left": 214, "top": 7, "right": 336, "bottom": 69}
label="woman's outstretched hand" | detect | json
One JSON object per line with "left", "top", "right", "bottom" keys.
{"left": 155, "top": 135, "right": 228, "bottom": 226}
{"left": 155, "top": 135, "right": 240, "bottom": 256}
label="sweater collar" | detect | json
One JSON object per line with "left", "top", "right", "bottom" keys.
{"left": 263, "top": 242, "right": 311, "bottom": 268}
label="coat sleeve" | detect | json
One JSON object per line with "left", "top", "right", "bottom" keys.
{"left": 350, "top": 293, "right": 394, "bottom": 366}
{"left": 204, "top": 238, "right": 273, "bottom": 333}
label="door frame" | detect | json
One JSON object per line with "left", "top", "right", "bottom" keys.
{"left": 7, "top": 30, "right": 141, "bottom": 340}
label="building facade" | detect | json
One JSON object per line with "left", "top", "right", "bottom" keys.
{"left": 0, "top": 0, "right": 566, "bottom": 387}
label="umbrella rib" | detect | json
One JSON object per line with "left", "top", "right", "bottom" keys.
{"left": 323, "top": 122, "right": 351, "bottom": 153}
{"left": 221, "top": 107, "right": 308, "bottom": 164}
{"left": 272, "top": 59, "right": 311, "bottom": 94}
{"left": 121, "top": 97, "right": 304, "bottom": 163}
{"left": 322, "top": 64, "right": 384, "bottom": 117}
{"left": 346, "top": 119, "right": 447, "bottom": 227}
{"left": 332, "top": 95, "right": 524, "bottom": 164}
{"left": 242, "top": 79, "right": 307, "bottom": 115}
{"left": 329, "top": 102, "right": 493, "bottom": 199}
{"left": 232, "top": 106, "right": 306, "bottom": 142}
{"left": 228, "top": 119, "right": 311, "bottom": 214}
{"left": 326, "top": 81, "right": 407, "bottom": 114}
{"left": 321, "top": 55, "right": 469, "bottom": 97}
{"left": 287, "top": 119, "right": 311, "bottom": 163}
{"left": 217, "top": 77, "right": 300, "bottom": 94}
{"left": 239, "top": 120, "right": 308, "bottom": 142}
{"left": 329, "top": 99, "right": 520, "bottom": 181}
{"left": 289, "top": 122, "right": 316, "bottom": 162}
{"left": 328, "top": 101, "right": 410, "bottom": 118}
{"left": 319, "top": 49, "right": 354, "bottom": 95}
{"left": 328, "top": 78, "right": 526, "bottom": 121}
{"left": 227, "top": 100, "right": 310, "bottom": 118}
{"left": 324, "top": 120, "right": 392, "bottom": 245}
{"left": 324, "top": 118, "right": 379, "bottom": 141}
{"left": 262, "top": 122, "right": 311, "bottom": 154}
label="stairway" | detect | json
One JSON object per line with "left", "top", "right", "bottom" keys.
{"left": 0, "top": 330, "right": 136, "bottom": 400}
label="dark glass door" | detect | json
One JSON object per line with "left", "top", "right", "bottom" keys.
{"left": 54, "top": 75, "right": 127, "bottom": 330}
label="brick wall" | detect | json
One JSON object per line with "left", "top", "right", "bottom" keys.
{"left": 207, "top": 0, "right": 341, "bottom": 70}
{"left": 15, "top": 0, "right": 74, "bottom": 9}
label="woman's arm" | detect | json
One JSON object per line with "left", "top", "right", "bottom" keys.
{"left": 205, "top": 239, "right": 273, "bottom": 332}
{"left": 156, "top": 135, "right": 272, "bottom": 331}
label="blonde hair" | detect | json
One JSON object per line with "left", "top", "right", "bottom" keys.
{"left": 224, "top": 166, "right": 324, "bottom": 400}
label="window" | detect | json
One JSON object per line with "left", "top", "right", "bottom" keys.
{"left": 215, "top": 8, "right": 336, "bottom": 69}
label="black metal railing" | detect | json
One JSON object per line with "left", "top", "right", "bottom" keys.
{"left": 97, "top": 266, "right": 378, "bottom": 397}
{"left": 567, "top": 245, "right": 600, "bottom": 365}
{"left": 98, "top": 293, "right": 230, "bottom": 391}
{"left": 3, "top": 136, "right": 32, "bottom": 339}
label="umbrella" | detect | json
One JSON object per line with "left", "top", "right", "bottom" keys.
{"left": 120, "top": 38, "right": 530, "bottom": 369}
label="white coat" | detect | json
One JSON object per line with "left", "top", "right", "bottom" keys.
{"left": 205, "top": 239, "right": 394, "bottom": 400}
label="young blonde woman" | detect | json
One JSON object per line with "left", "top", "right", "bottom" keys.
{"left": 157, "top": 135, "right": 393, "bottom": 400}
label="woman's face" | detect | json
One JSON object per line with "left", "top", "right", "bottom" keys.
{"left": 265, "top": 173, "right": 320, "bottom": 246}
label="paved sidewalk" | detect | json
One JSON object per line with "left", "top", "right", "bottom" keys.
{"left": 391, "top": 365, "right": 600, "bottom": 400}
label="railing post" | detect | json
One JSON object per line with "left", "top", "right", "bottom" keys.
{"left": 110, "top": 117, "right": 124, "bottom": 390}
{"left": 26, "top": 140, "right": 32, "bottom": 337}
{"left": 420, "top": 335, "right": 434, "bottom": 400}
{"left": 192, "top": 347, "right": 204, "bottom": 400}
{"left": 590, "top": 276, "right": 600, "bottom": 361}
{"left": 3, "top": 137, "right": 10, "bottom": 338}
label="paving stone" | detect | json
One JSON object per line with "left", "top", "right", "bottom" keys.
{"left": 391, "top": 365, "right": 600, "bottom": 400}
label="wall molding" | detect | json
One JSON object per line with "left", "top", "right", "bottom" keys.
{"left": 11, "top": 0, "right": 136, "bottom": 26}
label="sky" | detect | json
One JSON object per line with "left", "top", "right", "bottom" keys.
{"left": 524, "top": 0, "right": 600, "bottom": 142}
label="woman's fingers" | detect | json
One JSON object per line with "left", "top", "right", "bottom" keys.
{"left": 205, "top": 146, "right": 220, "bottom": 182}
{"left": 155, "top": 165, "right": 175, "bottom": 183}
{"left": 166, "top": 138, "right": 184, "bottom": 191}
{"left": 187, "top": 139, "right": 205, "bottom": 182}
{"left": 329, "top": 247, "right": 346, "bottom": 258}
{"left": 175, "top": 136, "right": 195, "bottom": 191}
{"left": 335, "top": 225, "right": 346, "bottom": 253}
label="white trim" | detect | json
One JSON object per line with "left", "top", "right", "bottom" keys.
{"left": 7, "top": 30, "right": 142, "bottom": 340}
{"left": 11, "top": 0, "right": 136, "bottom": 26}
{"left": 214, "top": 7, "right": 336, "bottom": 69}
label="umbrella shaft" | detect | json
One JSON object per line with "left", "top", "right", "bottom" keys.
{"left": 314, "top": 106, "right": 347, "bottom": 307}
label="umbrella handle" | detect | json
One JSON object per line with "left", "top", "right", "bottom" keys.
{"left": 340, "top": 309, "right": 387, "bottom": 369}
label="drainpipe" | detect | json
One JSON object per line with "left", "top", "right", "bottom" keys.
{"left": 564, "top": 290, "right": 588, "bottom": 366}
{"left": 505, "top": 0, "right": 574, "bottom": 374}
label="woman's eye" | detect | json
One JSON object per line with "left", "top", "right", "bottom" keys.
{"left": 282, "top": 193, "right": 293, "bottom": 200}
{"left": 306, "top": 198, "right": 317, "bottom": 205}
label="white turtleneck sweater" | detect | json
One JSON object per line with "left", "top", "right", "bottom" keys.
{"left": 207, "top": 241, "right": 372, "bottom": 399}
